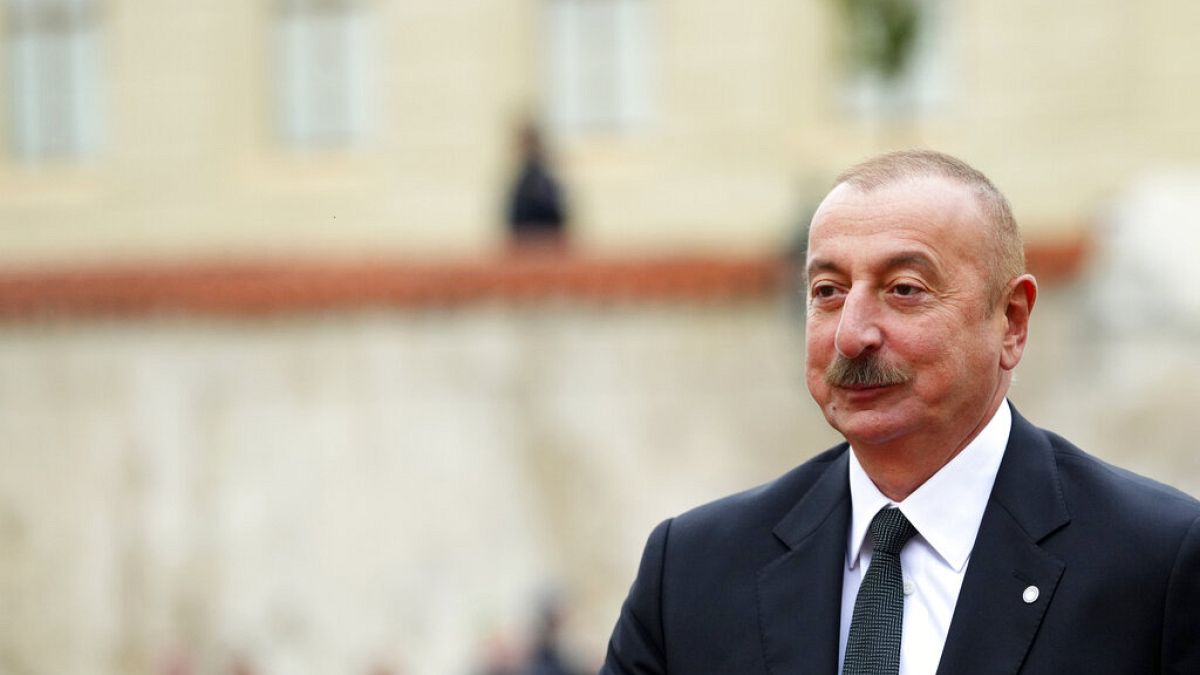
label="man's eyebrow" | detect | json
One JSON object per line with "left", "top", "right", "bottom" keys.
{"left": 805, "top": 258, "right": 842, "bottom": 278}
{"left": 804, "top": 252, "right": 941, "bottom": 284}
{"left": 881, "top": 252, "right": 940, "bottom": 278}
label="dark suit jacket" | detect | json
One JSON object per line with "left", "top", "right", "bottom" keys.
{"left": 601, "top": 406, "right": 1200, "bottom": 674}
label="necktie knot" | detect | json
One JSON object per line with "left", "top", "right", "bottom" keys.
{"left": 870, "top": 507, "right": 916, "bottom": 555}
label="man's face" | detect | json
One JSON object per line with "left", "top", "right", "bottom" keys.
{"left": 804, "top": 176, "right": 1011, "bottom": 452}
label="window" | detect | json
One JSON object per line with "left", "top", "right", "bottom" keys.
{"left": 544, "top": 0, "right": 656, "bottom": 134}
{"left": 5, "top": 0, "right": 103, "bottom": 161}
{"left": 274, "top": 0, "right": 370, "bottom": 149}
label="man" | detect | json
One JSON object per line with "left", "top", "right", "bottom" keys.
{"left": 600, "top": 150, "right": 1200, "bottom": 674}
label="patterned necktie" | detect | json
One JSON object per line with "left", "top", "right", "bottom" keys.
{"left": 843, "top": 507, "right": 918, "bottom": 675}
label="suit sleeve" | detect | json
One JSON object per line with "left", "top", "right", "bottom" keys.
{"left": 1162, "top": 513, "right": 1200, "bottom": 674}
{"left": 600, "top": 518, "right": 672, "bottom": 675}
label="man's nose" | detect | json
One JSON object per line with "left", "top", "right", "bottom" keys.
{"left": 834, "top": 288, "right": 883, "bottom": 359}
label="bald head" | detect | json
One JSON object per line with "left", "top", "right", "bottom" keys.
{"left": 829, "top": 150, "right": 1024, "bottom": 304}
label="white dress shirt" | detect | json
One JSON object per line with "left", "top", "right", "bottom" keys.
{"left": 838, "top": 401, "right": 1012, "bottom": 675}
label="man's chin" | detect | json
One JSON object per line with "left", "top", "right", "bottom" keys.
{"left": 823, "top": 404, "right": 914, "bottom": 448}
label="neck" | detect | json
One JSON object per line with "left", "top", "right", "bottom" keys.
{"left": 855, "top": 447, "right": 956, "bottom": 502}
{"left": 853, "top": 395, "right": 1007, "bottom": 502}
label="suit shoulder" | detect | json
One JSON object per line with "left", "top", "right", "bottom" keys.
{"left": 669, "top": 444, "right": 847, "bottom": 540}
{"left": 1046, "top": 428, "right": 1200, "bottom": 521}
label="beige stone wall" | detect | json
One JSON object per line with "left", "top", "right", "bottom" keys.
{"left": 0, "top": 302, "right": 826, "bottom": 674}
{"left": 1, "top": 1, "right": 1199, "bottom": 264}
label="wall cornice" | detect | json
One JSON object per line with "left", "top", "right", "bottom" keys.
{"left": 0, "top": 236, "right": 1088, "bottom": 320}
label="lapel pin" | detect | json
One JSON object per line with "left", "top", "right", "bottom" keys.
{"left": 1022, "top": 585, "right": 1040, "bottom": 604}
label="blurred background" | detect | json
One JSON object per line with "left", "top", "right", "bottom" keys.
{"left": 1, "top": 0, "right": 1199, "bottom": 673}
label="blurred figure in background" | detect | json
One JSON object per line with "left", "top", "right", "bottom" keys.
{"left": 506, "top": 121, "right": 569, "bottom": 251}
{"left": 474, "top": 628, "right": 526, "bottom": 675}
{"left": 527, "top": 590, "right": 586, "bottom": 675}
{"left": 470, "top": 588, "right": 589, "bottom": 675}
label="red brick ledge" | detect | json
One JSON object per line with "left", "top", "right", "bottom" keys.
{"left": 0, "top": 252, "right": 784, "bottom": 319}
{"left": 1023, "top": 235, "right": 1090, "bottom": 284}
{"left": 0, "top": 237, "right": 1087, "bottom": 320}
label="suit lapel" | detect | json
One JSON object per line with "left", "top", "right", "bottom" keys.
{"left": 757, "top": 449, "right": 851, "bottom": 675}
{"left": 935, "top": 406, "right": 1070, "bottom": 675}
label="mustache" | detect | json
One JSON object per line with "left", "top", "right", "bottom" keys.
{"left": 825, "top": 353, "right": 911, "bottom": 388}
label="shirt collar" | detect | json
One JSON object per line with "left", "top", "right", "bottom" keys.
{"left": 846, "top": 400, "right": 1011, "bottom": 572}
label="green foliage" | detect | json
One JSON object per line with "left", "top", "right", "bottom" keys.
{"left": 836, "top": 0, "right": 922, "bottom": 81}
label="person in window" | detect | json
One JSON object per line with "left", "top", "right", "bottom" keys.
{"left": 507, "top": 122, "right": 568, "bottom": 250}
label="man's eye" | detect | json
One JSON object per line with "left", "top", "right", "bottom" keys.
{"left": 812, "top": 285, "right": 837, "bottom": 299}
{"left": 893, "top": 284, "right": 922, "bottom": 297}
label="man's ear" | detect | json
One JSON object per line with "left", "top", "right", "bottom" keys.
{"left": 1000, "top": 274, "right": 1038, "bottom": 371}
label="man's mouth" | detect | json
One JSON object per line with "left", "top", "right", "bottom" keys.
{"left": 839, "top": 382, "right": 895, "bottom": 391}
